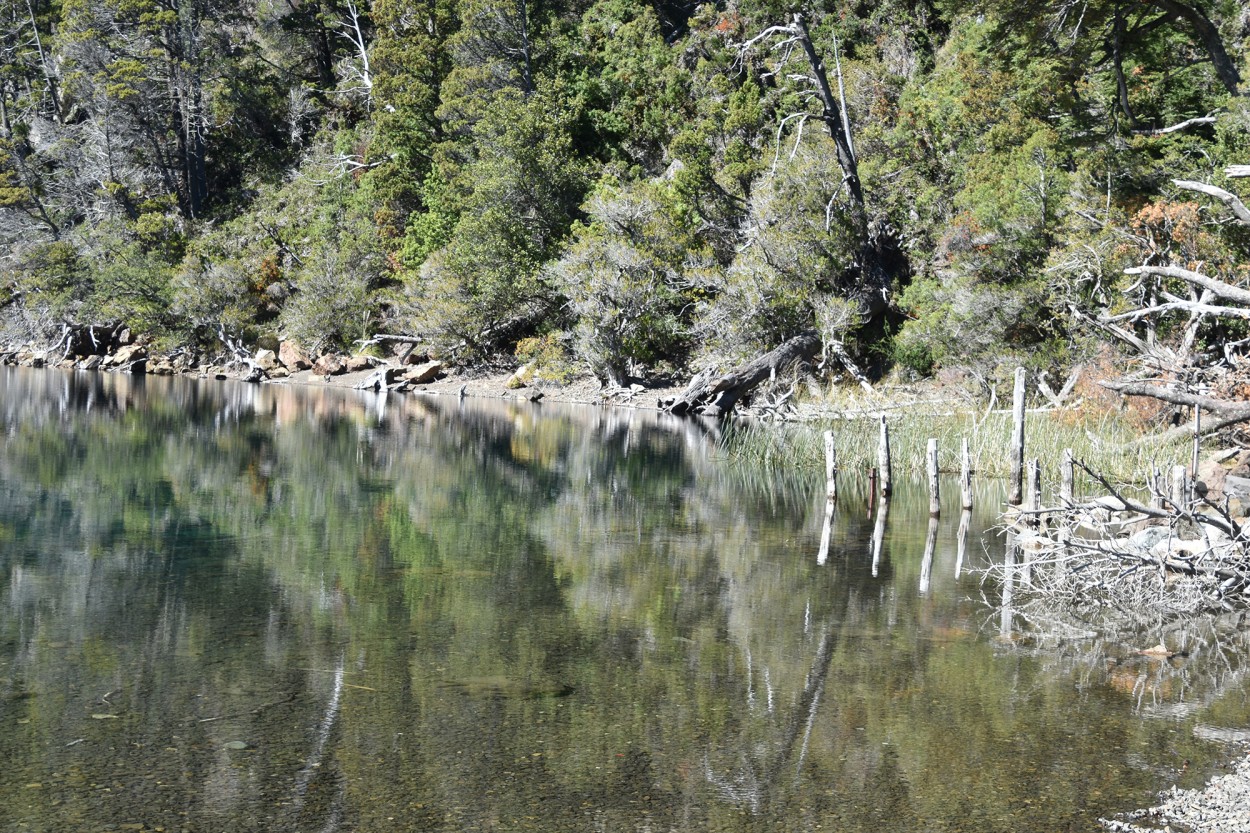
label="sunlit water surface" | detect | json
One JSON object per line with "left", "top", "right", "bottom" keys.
{"left": 2, "top": 366, "right": 1249, "bottom": 833}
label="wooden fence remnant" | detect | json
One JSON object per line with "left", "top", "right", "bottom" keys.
{"left": 1060, "top": 448, "right": 1074, "bottom": 505}
{"left": 1172, "top": 464, "right": 1187, "bottom": 507}
{"left": 1026, "top": 458, "right": 1042, "bottom": 528}
{"left": 960, "top": 437, "right": 973, "bottom": 510}
{"left": 927, "top": 438, "right": 940, "bottom": 517}
{"left": 1008, "top": 367, "right": 1026, "bottom": 505}
{"left": 816, "top": 431, "right": 837, "bottom": 565}
{"left": 878, "top": 416, "right": 892, "bottom": 497}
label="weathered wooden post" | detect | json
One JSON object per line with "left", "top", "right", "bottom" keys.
{"left": 1060, "top": 448, "right": 1074, "bottom": 505}
{"left": 1192, "top": 404, "right": 1201, "bottom": 502}
{"left": 878, "top": 415, "right": 892, "bottom": 497}
{"left": 1025, "top": 458, "right": 1042, "bottom": 530}
{"left": 824, "top": 430, "right": 837, "bottom": 505}
{"left": 960, "top": 437, "right": 973, "bottom": 511}
{"left": 1149, "top": 466, "right": 1163, "bottom": 511}
{"left": 927, "top": 438, "right": 940, "bottom": 517}
{"left": 1172, "top": 464, "right": 1187, "bottom": 507}
{"left": 816, "top": 431, "right": 838, "bottom": 565}
{"left": 1008, "top": 367, "right": 1026, "bottom": 505}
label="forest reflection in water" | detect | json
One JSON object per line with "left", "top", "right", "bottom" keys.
{"left": 1, "top": 365, "right": 1249, "bottom": 833}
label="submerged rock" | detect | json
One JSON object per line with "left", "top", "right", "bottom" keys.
{"left": 1103, "top": 750, "right": 1250, "bottom": 833}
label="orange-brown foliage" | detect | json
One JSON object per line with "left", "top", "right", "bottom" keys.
{"left": 1069, "top": 345, "right": 1171, "bottom": 428}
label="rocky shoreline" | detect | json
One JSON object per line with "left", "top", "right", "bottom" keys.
{"left": 0, "top": 333, "right": 687, "bottom": 409}
{"left": 1102, "top": 747, "right": 1250, "bottom": 833}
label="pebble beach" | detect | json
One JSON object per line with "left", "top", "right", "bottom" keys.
{"left": 1103, "top": 749, "right": 1250, "bottom": 833}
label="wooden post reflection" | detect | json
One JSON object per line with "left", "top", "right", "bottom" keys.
{"left": 955, "top": 509, "right": 971, "bottom": 578}
{"left": 871, "top": 496, "right": 889, "bottom": 578}
{"left": 817, "top": 431, "right": 837, "bottom": 565}
{"left": 1000, "top": 538, "right": 1017, "bottom": 637}
{"left": 919, "top": 516, "right": 938, "bottom": 594}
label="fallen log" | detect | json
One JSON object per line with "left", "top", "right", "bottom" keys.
{"left": 667, "top": 331, "right": 820, "bottom": 417}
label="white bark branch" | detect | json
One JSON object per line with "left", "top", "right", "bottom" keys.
{"left": 1124, "top": 264, "right": 1250, "bottom": 306}
{"left": 1172, "top": 178, "right": 1250, "bottom": 226}
{"left": 1101, "top": 297, "right": 1250, "bottom": 323}
{"left": 1136, "top": 115, "right": 1217, "bottom": 135}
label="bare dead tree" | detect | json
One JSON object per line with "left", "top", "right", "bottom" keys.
{"left": 1093, "top": 175, "right": 1250, "bottom": 443}
{"left": 736, "top": 11, "right": 903, "bottom": 303}
{"left": 337, "top": 0, "right": 374, "bottom": 106}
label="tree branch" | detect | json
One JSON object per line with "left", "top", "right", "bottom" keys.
{"left": 1101, "top": 297, "right": 1250, "bottom": 323}
{"left": 1172, "top": 179, "right": 1250, "bottom": 226}
{"left": 1134, "top": 116, "right": 1217, "bottom": 136}
{"left": 1124, "top": 265, "right": 1250, "bottom": 307}
{"left": 1100, "top": 379, "right": 1250, "bottom": 417}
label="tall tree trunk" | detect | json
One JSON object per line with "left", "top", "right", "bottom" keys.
{"left": 1145, "top": 0, "right": 1241, "bottom": 95}
{"left": 790, "top": 13, "right": 904, "bottom": 303}
{"left": 792, "top": 14, "right": 862, "bottom": 213}
{"left": 1113, "top": 5, "right": 1138, "bottom": 126}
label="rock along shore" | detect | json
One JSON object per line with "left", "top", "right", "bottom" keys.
{"left": 0, "top": 336, "right": 686, "bottom": 410}
{"left": 1102, "top": 748, "right": 1250, "bottom": 833}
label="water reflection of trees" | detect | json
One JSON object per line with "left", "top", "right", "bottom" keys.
{"left": 2, "top": 366, "right": 1250, "bottom": 832}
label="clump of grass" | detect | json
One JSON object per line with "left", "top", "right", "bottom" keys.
{"left": 721, "top": 405, "right": 1190, "bottom": 488}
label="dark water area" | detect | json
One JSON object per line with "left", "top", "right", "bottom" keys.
{"left": 1, "top": 366, "right": 1248, "bottom": 833}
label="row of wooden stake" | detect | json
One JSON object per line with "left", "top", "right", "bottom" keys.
{"left": 822, "top": 368, "right": 1043, "bottom": 516}
{"left": 820, "top": 416, "right": 977, "bottom": 518}
{"left": 818, "top": 365, "right": 1193, "bottom": 532}
{"left": 813, "top": 368, "right": 1052, "bottom": 567}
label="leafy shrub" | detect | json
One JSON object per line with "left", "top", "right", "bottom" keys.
{"left": 515, "top": 333, "right": 577, "bottom": 385}
{"left": 547, "top": 180, "right": 699, "bottom": 383}
{"left": 280, "top": 245, "right": 373, "bottom": 356}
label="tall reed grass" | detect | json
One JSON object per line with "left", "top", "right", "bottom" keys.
{"left": 721, "top": 406, "right": 1190, "bottom": 487}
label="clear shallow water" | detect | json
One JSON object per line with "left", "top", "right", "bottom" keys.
{"left": 1, "top": 366, "right": 1248, "bottom": 833}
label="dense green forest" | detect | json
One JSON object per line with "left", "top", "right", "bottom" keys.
{"left": 1, "top": 0, "right": 1247, "bottom": 388}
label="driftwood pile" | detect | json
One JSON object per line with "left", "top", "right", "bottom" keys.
{"left": 992, "top": 167, "right": 1250, "bottom": 619}
{"left": 997, "top": 459, "right": 1250, "bottom": 618}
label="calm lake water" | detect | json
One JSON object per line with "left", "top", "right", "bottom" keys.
{"left": 2, "top": 366, "right": 1249, "bottom": 833}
